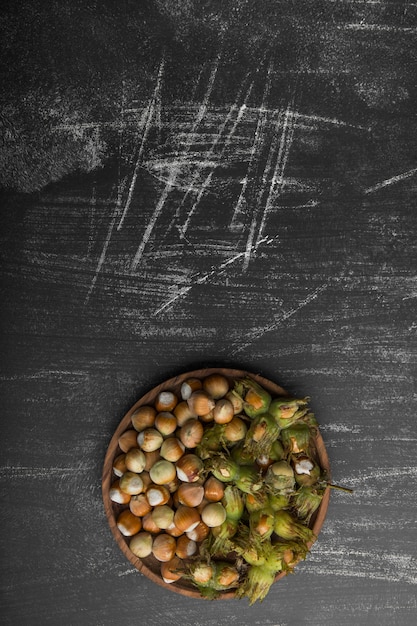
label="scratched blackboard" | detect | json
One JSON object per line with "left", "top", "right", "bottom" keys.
{"left": 1, "top": 2, "right": 416, "bottom": 625}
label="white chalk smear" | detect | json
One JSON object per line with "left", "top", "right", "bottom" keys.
{"left": 84, "top": 204, "right": 118, "bottom": 305}
{"left": 338, "top": 22, "right": 417, "bottom": 33}
{"left": 117, "top": 57, "right": 165, "bottom": 231}
{"left": 256, "top": 95, "right": 297, "bottom": 246}
{"left": 0, "top": 464, "right": 93, "bottom": 479}
{"left": 230, "top": 59, "right": 274, "bottom": 233}
{"left": 176, "top": 76, "right": 253, "bottom": 235}
{"left": 364, "top": 167, "right": 417, "bottom": 194}
{"left": 153, "top": 236, "right": 272, "bottom": 316}
{"left": 131, "top": 169, "right": 177, "bottom": 271}
{"left": 231, "top": 282, "right": 330, "bottom": 355}
{"left": 132, "top": 53, "right": 223, "bottom": 262}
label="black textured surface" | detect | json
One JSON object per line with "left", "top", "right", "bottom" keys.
{"left": 1, "top": 2, "right": 417, "bottom": 625}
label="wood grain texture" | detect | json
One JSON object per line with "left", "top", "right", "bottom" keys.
{"left": 1, "top": 1, "right": 417, "bottom": 625}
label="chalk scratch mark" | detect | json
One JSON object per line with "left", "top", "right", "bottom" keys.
{"left": 117, "top": 57, "right": 165, "bottom": 231}
{"left": 153, "top": 236, "right": 272, "bottom": 316}
{"left": 175, "top": 77, "right": 253, "bottom": 236}
{"left": 230, "top": 282, "right": 330, "bottom": 355}
{"left": 84, "top": 58, "right": 166, "bottom": 302}
{"left": 166, "top": 56, "right": 229, "bottom": 235}
{"left": 231, "top": 59, "right": 274, "bottom": 242}
{"left": 180, "top": 170, "right": 215, "bottom": 236}
{"left": 364, "top": 167, "right": 417, "bottom": 194}
{"left": 293, "top": 111, "right": 369, "bottom": 132}
{"left": 255, "top": 96, "right": 297, "bottom": 248}
{"left": 84, "top": 191, "right": 120, "bottom": 305}
{"left": 338, "top": 23, "right": 417, "bottom": 33}
{"left": 130, "top": 168, "right": 177, "bottom": 271}
{"left": 135, "top": 53, "right": 223, "bottom": 257}
{"left": 87, "top": 185, "right": 97, "bottom": 256}
{"left": 189, "top": 51, "right": 222, "bottom": 138}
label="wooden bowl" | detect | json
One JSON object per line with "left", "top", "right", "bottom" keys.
{"left": 102, "top": 368, "right": 331, "bottom": 599}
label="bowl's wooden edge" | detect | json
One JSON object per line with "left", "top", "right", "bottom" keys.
{"left": 102, "top": 368, "right": 331, "bottom": 600}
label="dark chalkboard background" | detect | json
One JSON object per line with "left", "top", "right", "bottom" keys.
{"left": 1, "top": 2, "right": 416, "bottom": 625}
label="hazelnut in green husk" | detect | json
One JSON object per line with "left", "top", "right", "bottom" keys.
{"left": 273, "top": 509, "right": 316, "bottom": 543}
{"left": 245, "top": 491, "right": 269, "bottom": 514}
{"left": 265, "top": 460, "right": 295, "bottom": 495}
{"left": 280, "top": 422, "right": 313, "bottom": 454}
{"left": 269, "top": 396, "right": 309, "bottom": 429}
{"left": 236, "top": 541, "right": 299, "bottom": 605}
{"left": 293, "top": 455, "right": 322, "bottom": 487}
{"left": 209, "top": 454, "right": 263, "bottom": 494}
{"left": 243, "top": 412, "right": 281, "bottom": 458}
{"left": 249, "top": 507, "right": 275, "bottom": 541}
{"left": 291, "top": 485, "right": 324, "bottom": 523}
{"left": 234, "top": 378, "right": 271, "bottom": 418}
{"left": 187, "top": 560, "right": 241, "bottom": 599}
{"left": 209, "top": 486, "right": 245, "bottom": 554}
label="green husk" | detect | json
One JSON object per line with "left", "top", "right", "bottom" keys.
{"left": 209, "top": 486, "right": 245, "bottom": 554}
{"left": 232, "top": 524, "right": 267, "bottom": 566}
{"left": 269, "top": 397, "right": 310, "bottom": 428}
{"left": 265, "top": 460, "right": 295, "bottom": 495}
{"left": 245, "top": 491, "right": 269, "bottom": 513}
{"left": 249, "top": 507, "right": 275, "bottom": 541}
{"left": 268, "top": 439, "right": 285, "bottom": 461}
{"left": 237, "top": 564, "right": 278, "bottom": 604}
{"left": 196, "top": 423, "right": 225, "bottom": 459}
{"left": 209, "top": 519, "right": 239, "bottom": 556}
{"left": 268, "top": 492, "right": 290, "bottom": 511}
{"left": 273, "top": 509, "right": 315, "bottom": 543}
{"left": 280, "top": 422, "right": 313, "bottom": 454}
{"left": 231, "top": 440, "right": 258, "bottom": 466}
{"left": 243, "top": 412, "right": 281, "bottom": 458}
{"left": 292, "top": 455, "right": 322, "bottom": 487}
{"left": 209, "top": 455, "right": 241, "bottom": 482}
{"left": 291, "top": 486, "right": 324, "bottom": 523}
{"left": 234, "top": 378, "right": 271, "bottom": 418}
{"left": 208, "top": 454, "right": 263, "bottom": 494}
{"left": 236, "top": 541, "right": 296, "bottom": 604}
{"left": 234, "top": 464, "right": 263, "bottom": 494}
{"left": 222, "top": 485, "right": 245, "bottom": 521}
{"left": 187, "top": 560, "right": 241, "bottom": 599}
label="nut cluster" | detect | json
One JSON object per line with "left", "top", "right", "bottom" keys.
{"left": 108, "top": 373, "right": 327, "bottom": 603}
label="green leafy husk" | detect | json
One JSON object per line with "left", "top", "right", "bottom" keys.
{"left": 234, "top": 464, "right": 263, "bottom": 494}
{"left": 291, "top": 486, "right": 324, "bottom": 523}
{"left": 269, "top": 397, "right": 310, "bottom": 429}
{"left": 196, "top": 423, "right": 225, "bottom": 459}
{"left": 236, "top": 541, "right": 298, "bottom": 604}
{"left": 208, "top": 454, "right": 263, "bottom": 494}
{"left": 291, "top": 453, "right": 323, "bottom": 487}
{"left": 280, "top": 422, "right": 313, "bottom": 454}
{"left": 268, "top": 439, "right": 285, "bottom": 461}
{"left": 208, "top": 486, "right": 245, "bottom": 554}
{"left": 222, "top": 485, "right": 245, "bottom": 521}
{"left": 209, "top": 519, "right": 239, "bottom": 556}
{"left": 234, "top": 378, "right": 272, "bottom": 418}
{"left": 236, "top": 564, "right": 278, "bottom": 604}
{"left": 187, "top": 559, "right": 241, "bottom": 599}
{"left": 232, "top": 526, "right": 267, "bottom": 566}
{"left": 245, "top": 491, "right": 270, "bottom": 514}
{"left": 249, "top": 507, "right": 275, "bottom": 541}
{"left": 273, "top": 509, "right": 316, "bottom": 543}
{"left": 243, "top": 412, "right": 281, "bottom": 458}
{"left": 209, "top": 454, "right": 241, "bottom": 482}
{"left": 231, "top": 440, "right": 258, "bottom": 466}
{"left": 268, "top": 492, "right": 290, "bottom": 511}
{"left": 265, "top": 460, "right": 295, "bottom": 495}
